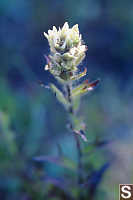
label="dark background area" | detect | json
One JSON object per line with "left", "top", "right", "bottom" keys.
{"left": 0, "top": 0, "right": 133, "bottom": 199}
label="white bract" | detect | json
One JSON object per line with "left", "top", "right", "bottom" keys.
{"left": 44, "top": 22, "right": 87, "bottom": 81}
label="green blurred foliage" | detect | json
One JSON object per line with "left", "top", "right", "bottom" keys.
{"left": 0, "top": 75, "right": 133, "bottom": 199}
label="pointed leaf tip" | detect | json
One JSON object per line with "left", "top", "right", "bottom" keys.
{"left": 44, "top": 32, "right": 48, "bottom": 39}
{"left": 74, "top": 129, "right": 88, "bottom": 142}
{"left": 89, "top": 79, "right": 100, "bottom": 88}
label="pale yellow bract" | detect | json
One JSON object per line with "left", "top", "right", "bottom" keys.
{"left": 44, "top": 22, "right": 87, "bottom": 81}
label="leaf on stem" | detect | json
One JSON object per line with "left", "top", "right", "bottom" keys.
{"left": 71, "top": 79, "right": 100, "bottom": 98}
{"left": 81, "top": 162, "right": 110, "bottom": 188}
{"left": 33, "top": 155, "right": 76, "bottom": 170}
{"left": 73, "top": 129, "right": 88, "bottom": 142}
{"left": 70, "top": 68, "right": 87, "bottom": 81}
{"left": 50, "top": 84, "right": 69, "bottom": 109}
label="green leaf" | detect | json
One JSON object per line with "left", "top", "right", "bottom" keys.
{"left": 72, "top": 79, "right": 100, "bottom": 98}
{"left": 33, "top": 155, "right": 76, "bottom": 171}
{"left": 70, "top": 68, "right": 87, "bottom": 81}
{"left": 50, "top": 84, "right": 69, "bottom": 109}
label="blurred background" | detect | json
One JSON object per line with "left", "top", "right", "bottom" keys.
{"left": 0, "top": 0, "right": 133, "bottom": 199}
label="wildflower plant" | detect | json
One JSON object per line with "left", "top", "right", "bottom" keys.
{"left": 44, "top": 22, "right": 99, "bottom": 141}
{"left": 42, "top": 22, "right": 105, "bottom": 199}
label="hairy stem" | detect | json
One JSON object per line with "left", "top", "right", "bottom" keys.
{"left": 66, "top": 84, "right": 83, "bottom": 185}
{"left": 73, "top": 133, "right": 83, "bottom": 185}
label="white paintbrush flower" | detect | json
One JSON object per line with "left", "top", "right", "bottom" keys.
{"left": 44, "top": 22, "right": 87, "bottom": 81}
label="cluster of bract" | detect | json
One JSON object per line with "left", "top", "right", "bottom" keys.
{"left": 43, "top": 22, "right": 99, "bottom": 141}
{"left": 44, "top": 22, "right": 87, "bottom": 81}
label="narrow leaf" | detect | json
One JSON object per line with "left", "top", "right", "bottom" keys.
{"left": 70, "top": 68, "right": 87, "bottom": 81}
{"left": 81, "top": 162, "right": 110, "bottom": 187}
{"left": 50, "top": 84, "right": 69, "bottom": 109}
{"left": 73, "top": 129, "right": 88, "bottom": 142}
{"left": 33, "top": 155, "right": 76, "bottom": 170}
{"left": 72, "top": 79, "right": 100, "bottom": 98}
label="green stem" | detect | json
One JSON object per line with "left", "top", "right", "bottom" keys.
{"left": 66, "top": 84, "right": 83, "bottom": 186}
{"left": 73, "top": 133, "right": 83, "bottom": 185}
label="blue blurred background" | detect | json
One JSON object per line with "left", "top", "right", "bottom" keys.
{"left": 0, "top": 0, "right": 133, "bottom": 199}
